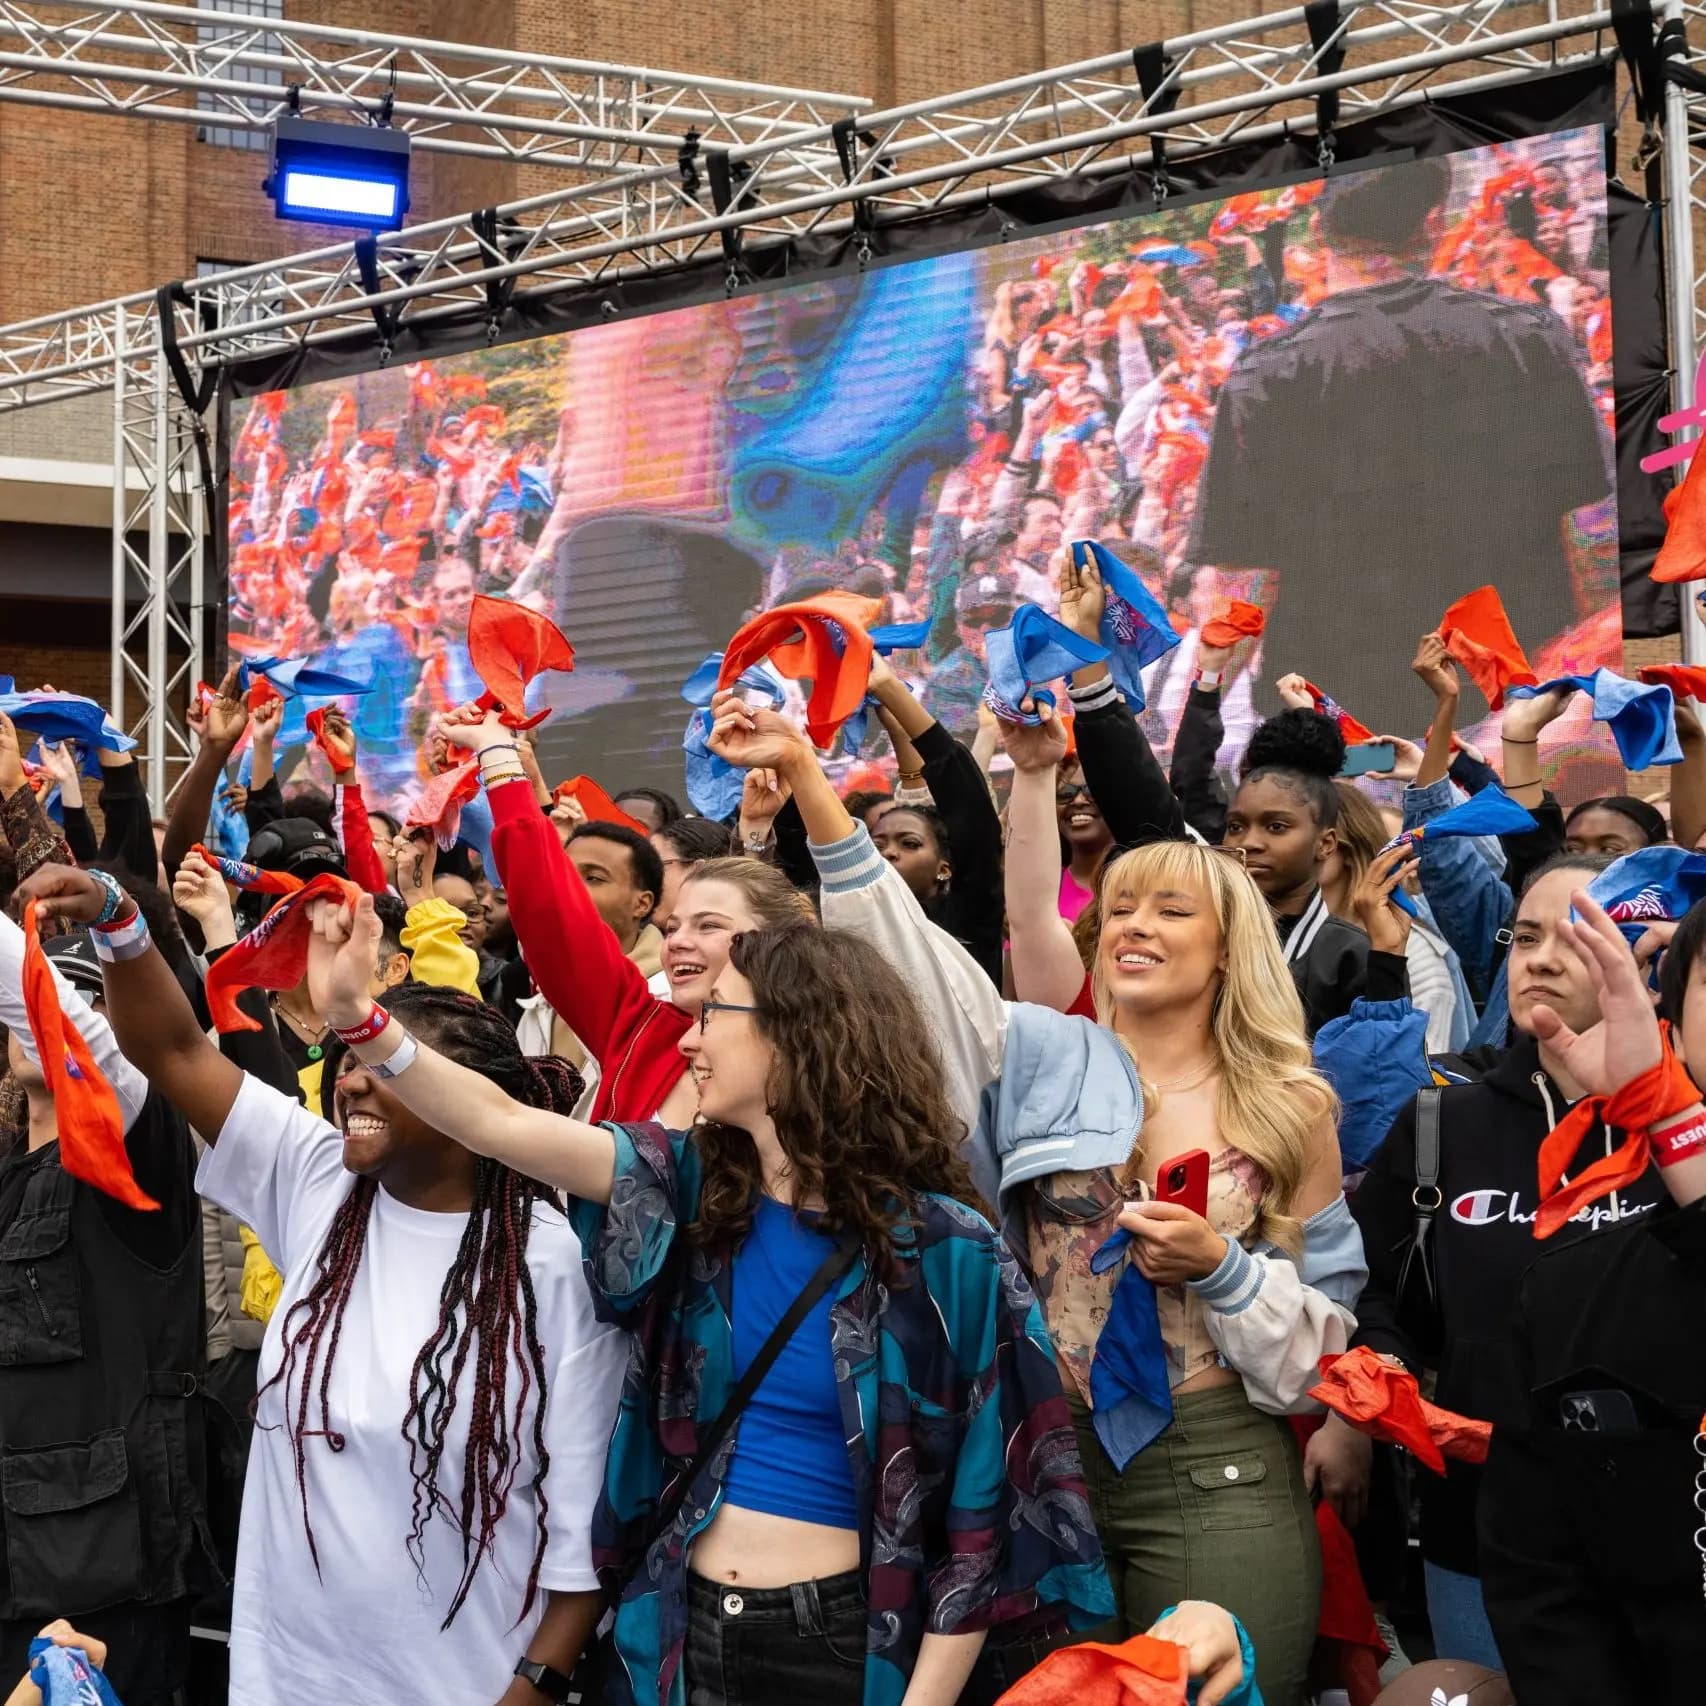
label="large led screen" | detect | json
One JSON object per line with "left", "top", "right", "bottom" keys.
{"left": 229, "top": 125, "right": 1623, "bottom": 814}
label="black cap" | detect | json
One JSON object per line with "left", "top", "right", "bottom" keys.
{"left": 42, "top": 929, "right": 104, "bottom": 995}
{"left": 244, "top": 816, "right": 346, "bottom": 881}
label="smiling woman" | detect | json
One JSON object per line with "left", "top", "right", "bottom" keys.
{"left": 300, "top": 899, "right": 1114, "bottom": 1706}
{"left": 12, "top": 863, "right": 628, "bottom": 1706}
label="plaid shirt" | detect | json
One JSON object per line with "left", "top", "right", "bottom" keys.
{"left": 569, "top": 1122, "right": 1113, "bottom": 1706}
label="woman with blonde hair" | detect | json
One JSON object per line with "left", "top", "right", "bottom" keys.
{"left": 701, "top": 689, "right": 1370, "bottom": 1706}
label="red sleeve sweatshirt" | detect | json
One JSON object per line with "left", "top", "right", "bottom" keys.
{"left": 487, "top": 776, "right": 691, "bottom": 1122}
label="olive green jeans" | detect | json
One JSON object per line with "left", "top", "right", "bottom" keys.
{"left": 1070, "top": 1385, "right": 1322, "bottom": 1706}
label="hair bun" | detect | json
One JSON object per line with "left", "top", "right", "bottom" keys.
{"left": 1243, "top": 708, "right": 1346, "bottom": 780}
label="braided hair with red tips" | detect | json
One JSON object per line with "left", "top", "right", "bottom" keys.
{"left": 253, "top": 983, "right": 582, "bottom": 1629}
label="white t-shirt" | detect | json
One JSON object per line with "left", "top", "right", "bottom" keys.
{"left": 201, "top": 1074, "right": 626, "bottom": 1704}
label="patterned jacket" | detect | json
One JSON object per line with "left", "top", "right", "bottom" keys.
{"left": 568, "top": 1122, "right": 1114, "bottom": 1706}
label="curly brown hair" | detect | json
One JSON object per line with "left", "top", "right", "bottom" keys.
{"left": 690, "top": 925, "right": 977, "bottom": 1279}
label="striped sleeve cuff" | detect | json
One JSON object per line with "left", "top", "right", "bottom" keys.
{"left": 1188, "top": 1236, "right": 1263, "bottom": 1316}
{"left": 1067, "top": 676, "right": 1121, "bottom": 712}
{"left": 807, "top": 822, "right": 887, "bottom": 893}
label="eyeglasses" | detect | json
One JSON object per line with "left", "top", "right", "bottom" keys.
{"left": 699, "top": 999, "right": 758, "bottom": 1032}
{"left": 1057, "top": 782, "right": 1092, "bottom": 805}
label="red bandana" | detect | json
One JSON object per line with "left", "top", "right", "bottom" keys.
{"left": 468, "top": 596, "right": 575, "bottom": 731}
{"left": 203, "top": 874, "right": 362, "bottom": 1035}
{"left": 21, "top": 901, "right": 157, "bottom": 1211}
{"left": 1438, "top": 585, "right": 1538, "bottom": 710}
{"left": 1310, "top": 1348, "right": 1491, "bottom": 1473}
{"left": 719, "top": 593, "right": 881, "bottom": 748}
{"left": 552, "top": 777, "right": 649, "bottom": 837}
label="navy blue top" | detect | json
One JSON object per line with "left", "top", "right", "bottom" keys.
{"left": 721, "top": 1195, "right": 859, "bottom": 1530}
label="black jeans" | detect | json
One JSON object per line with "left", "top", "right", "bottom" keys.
{"left": 685, "top": 1569, "right": 866, "bottom": 1706}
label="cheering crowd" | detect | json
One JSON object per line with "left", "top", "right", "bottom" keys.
{"left": 1, "top": 521, "right": 1705, "bottom": 1706}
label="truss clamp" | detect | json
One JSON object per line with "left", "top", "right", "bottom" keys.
{"left": 1304, "top": 0, "right": 1348, "bottom": 171}
{"left": 353, "top": 236, "right": 402, "bottom": 362}
{"left": 831, "top": 118, "right": 884, "bottom": 267}
{"left": 1132, "top": 43, "right": 1182, "bottom": 205}
{"left": 707, "top": 149, "right": 754, "bottom": 275}
{"left": 472, "top": 208, "right": 524, "bottom": 340}
{"left": 678, "top": 128, "right": 703, "bottom": 201}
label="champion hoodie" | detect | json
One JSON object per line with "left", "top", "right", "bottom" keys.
{"left": 1349, "top": 1033, "right": 1670, "bottom": 1574}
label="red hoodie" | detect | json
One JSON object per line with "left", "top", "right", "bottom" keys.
{"left": 488, "top": 777, "right": 691, "bottom": 1122}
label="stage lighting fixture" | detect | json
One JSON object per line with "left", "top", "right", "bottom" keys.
{"left": 267, "top": 116, "right": 411, "bottom": 231}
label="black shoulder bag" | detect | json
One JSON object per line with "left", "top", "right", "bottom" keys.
{"left": 562, "top": 1225, "right": 863, "bottom": 1705}
{"left": 1396, "top": 1086, "right": 1443, "bottom": 1305}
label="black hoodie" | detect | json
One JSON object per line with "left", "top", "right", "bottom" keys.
{"left": 1349, "top": 1034, "right": 1671, "bottom": 1574}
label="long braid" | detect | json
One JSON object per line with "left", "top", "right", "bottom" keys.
{"left": 252, "top": 1175, "right": 377, "bottom": 1576}
{"left": 255, "top": 984, "right": 581, "bottom": 1628}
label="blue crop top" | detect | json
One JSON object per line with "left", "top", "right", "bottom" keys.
{"left": 721, "top": 1196, "right": 859, "bottom": 1530}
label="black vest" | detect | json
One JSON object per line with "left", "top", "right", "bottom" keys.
{"left": 0, "top": 1146, "right": 209, "bottom": 1620}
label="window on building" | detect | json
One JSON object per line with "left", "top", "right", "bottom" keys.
{"left": 196, "top": 0, "right": 284, "bottom": 151}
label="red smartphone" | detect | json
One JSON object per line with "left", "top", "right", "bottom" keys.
{"left": 1156, "top": 1149, "right": 1211, "bottom": 1220}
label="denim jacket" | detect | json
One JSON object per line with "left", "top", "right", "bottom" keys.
{"left": 568, "top": 1123, "right": 1114, "bottom": 1706}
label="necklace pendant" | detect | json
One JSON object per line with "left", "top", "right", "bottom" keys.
{"left": 306, "top": 1043, "right": 324, "bottom": 1062}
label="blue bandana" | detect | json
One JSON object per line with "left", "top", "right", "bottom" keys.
{"left": 981, "top": 604, "right": 1107, "bottom": 724}
{"left": 1074, "top": 540, "right": 1181, "bottom": 710}
{"left": 1506, "top": 670, "right": 1682, "bottom": 771}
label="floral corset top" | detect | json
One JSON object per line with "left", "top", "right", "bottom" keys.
{"left": 1025, "top": 1146, "right": 1269, "bottom": 1400}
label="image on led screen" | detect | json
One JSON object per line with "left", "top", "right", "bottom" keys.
{"left": 229, "top": 124, "right": 1621, "bottom": 813}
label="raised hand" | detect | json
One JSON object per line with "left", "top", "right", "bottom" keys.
{"left": 205, "top": 664, "right": 250, "bottom": 750}
{"left": 173, "top": 849, "right": 239, "bottom": 949}
{"left": 997, "top": 698, "right": 1068, "bottom": 774}
{"left": 16, "top": 862, "right": 114, "bottom": 926}
{"left": 1410, "top": 631, "right": 1459, "bottom": 703}
{"left": 437, "top": 702, "right": 512, "bottom": 755}
{"left": 1529, "top": 890, "right": 1662, "bottom": 1097}
{"left": 391, "top": 829, "right": 437, "bottom": 907}
{"left": 249, "top": 692, "right": 283, "bottom": 745}
{"left": 306, "top": 892, "right": 382, "bottom": 1029}
{"left": 1350, "top": 841, "right": 1418, "bottom": 957}
{"left": 738, "top": 767, "right": 791, "bottom": 843}
{"left": 317, "top": 708, "right": 358, "bottom": 776}
{"left": 705, "top": 688, "right": 811, "bottom": 775}
{"left": 1274, "top": 672, "right": 1314, "bottom": 712}
{"left": 1056, "top": 546, "right": 1104, "bottom": 640}
{"left": 1502, "top": 683, "right": 1573, "bottom": 745}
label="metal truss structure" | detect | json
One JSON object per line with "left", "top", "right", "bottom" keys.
{"left": 0, "top": 1, "right": 869, "bottom": 172}
{"left": 0, "top": 0, "right": 1689, "bottom": 803}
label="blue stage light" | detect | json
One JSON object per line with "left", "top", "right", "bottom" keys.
{"left": 267, "top": 116, "right": 411, "bottom": 230}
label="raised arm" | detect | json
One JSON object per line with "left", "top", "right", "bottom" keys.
{"left": 0, "top": 712, "right": 74, "bottom": 878}
{"left": 1410, "top": 633, "right": 1459, "bottom": 791}
{"left": 309, "top": 891, "right": 617, "bottom": 1202}
{"left": 1000, "top": 708, "right": 1090, "bottom": 1010}
{"left": 1057, "top": 550, "right": 1187, "bottom": 846}
{"left": 450, "top": 706, "right": 659, "bottom": 1067}
{"left": 1170, "top": 642, "right": 1231, "bottom": 845}
{"left": 37, "top": 740, "right": 97, "bottom": 865}
{"left": 15, "top": 863, "right": 243, "bottom": 1140}
{"left": 94, "top": 744, "right": 158, "bottom": 883}
{"left": 1499, "top": 684, "right": 1572, "bottom": 812}
{"left": 317, "top": 708, "right": 390, "bottom": 896}
{"left": 1670, "top": 700, "right": 1706, "bottom": 851}
{"left": 870, "top": 656, "right": 1004, "bottom": 972}
{"left": 163, "top": 665, "right": 247, "bottom": 886}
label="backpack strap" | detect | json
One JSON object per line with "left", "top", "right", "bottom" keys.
{"left": 1398, "top": 1086, "right": 1443, "bottom": 1303}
